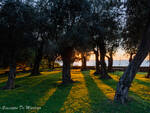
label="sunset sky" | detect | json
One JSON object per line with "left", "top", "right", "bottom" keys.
{"left": 89, "top": 48, "right": 149, "bottom": 61}
{"left": 73, "top": 49, "right": 149, "bottom": 66}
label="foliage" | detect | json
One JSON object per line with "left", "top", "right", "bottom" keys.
{"left": 0, "top": 0, "right": 36, "bottom": 64}
{"left": 50, "top": 0, "right": 91, "bottom": 52}
{"left": 122, "top": 0, "right": 150, "bottom": 55}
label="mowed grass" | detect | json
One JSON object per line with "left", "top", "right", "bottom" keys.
{"left": 0, "top": 70, "right": 150, "bottom": 113}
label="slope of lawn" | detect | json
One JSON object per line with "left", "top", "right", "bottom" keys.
{"left": 0, "top": 70, "right": 150, "bottom": 113}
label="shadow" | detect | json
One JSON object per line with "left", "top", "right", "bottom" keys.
{"left": 81, "top": 71, "right": 114, "bottom": 113}
{"left": 0, "top": 70, "right": 150, "bottom": 113}
{"left": 111, "top": 71, "right": 123, "bottom": 77}
{"left": 101, "top": 75, "right": 117, "bottom": 89}
{"left": 102, "top": 73, "right": 150, "bottom": 111}
{"left": 0, "top": 73, "right": 30, "bottom": 87}
{"left": 134, "top": 79, "right": 150, "bottom": 87}
{"left": 0, "top": 71, "right": 61, "bottom": 88}
{"left": 0, "top": 72, "right": 62, "bottom": 113}
{"left": 38, "top": 83, "right": 73, "bottom": 113}
{"left": 113, "top": 71, "right": 150, "bottom": 88}
{"left": 108, "top": 73, "right": 150, "bottom": 92}
{"left": 82, "top": 71, "right": 150, "bottom": 113}
{"left": 0, "top": 70, "right": 31, "bottom": 78}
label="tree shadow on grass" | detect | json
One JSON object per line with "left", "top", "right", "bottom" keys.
{"left": 0, "top": 71, "right": 61, "bottom": 89}
{"left": 134, "top": 78, "right": 150, "bottom": 87}
{"left": 82, "top": 71, "right": 150, "bottom": 113}
{"left": 82, "top": 71, "right": 115, "bottom": 113}
{"left": 111, "top": 71, "right": 150, "bottom": 87}
{"left": 101, "top": 74, "right": 150, "bottom": 113}
{"left": 0, "top": 72, "right": 63, "bottom": 113}
{"left": 38, "top": 83, "right": 73, "bottom": 113}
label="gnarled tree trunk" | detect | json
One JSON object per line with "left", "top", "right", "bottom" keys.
{"left": 3, "top": 50, "right": 16, "bottom": 89}
{"left": 81, "top": 53, "right": 87, "bottom": 71}
{"left": 114, "top": 22, "right": 150, "bottom": 104}
{"left": 107, "top": 52, "right": 113, "bottom": 72}
{"left": 48, "top": 57, "right": 55, "bottom": 70}
{"left": 129, "top": 53, "right": 133, "bottom": 62}
{"left": 30, "top": 41, "right": 44, "bottom": 76}
{"left": 94, "top": 49, "right": 101, "bottom": 75}
{"left": 146, "top": 68, "right": 150, "bottom": 78}
{"left": 99, "top": 40, "right": 111, "bottom": 79}
{"left": 62, "top": 47, "right": 73, "bottom": 83}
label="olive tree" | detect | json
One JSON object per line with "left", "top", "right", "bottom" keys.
{"left": 90, "top": 0, "right": 120, "bottom": 78}
{"left": 114, "top": 0, "right": 150, "bottom": 104}
{"left": 0, "top": 0, "right": 35, "bottom": 89}
{"left": 50, "top": 0, "right": 91, "bottom": 83}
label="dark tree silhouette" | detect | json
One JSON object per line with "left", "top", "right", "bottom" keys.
{"left": 114, "top": 0, "right": 150, "bottom": 103}
{"left": 0, "top": 0, "right": 35, "bottom": 89}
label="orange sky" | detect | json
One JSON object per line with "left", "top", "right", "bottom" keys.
{"left": 89, "top": 49, "right": 149, "bottom": 61}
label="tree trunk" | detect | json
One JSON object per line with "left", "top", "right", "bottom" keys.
{"left": 48, "top": 59, "right": 51, "bottom": 69}
{"left": 52, "top": 61, "right": 55, "bottom": 70}
{"left": 114, "top": 22, "right": 150, "bottom": 104}
{"left": 48, "top": 58, "right": 53, "bottom": 70}
{"left": 146, "top": 52, "right": 150, "bottom": 78}
{"left": 48, "top": 60, "right": 55, "bottom": 70}
{"left": 48, "top": 56, "right": 56, "bottom": 70}
{"left": 94, "top": 49, "right": 101, "bottom": 75}
{"left": 30, "top": 41, "right": 44, "bottom": 76}
{"left": 107, "top": 55, "right": 113, "bottom": 72}
{"left": 99, "top": 40, "right": 111, "bottom": 79}
{"left": 107, "top": 49, "right": 114, "bottom": 72}
{"left": 146, "top": 68, "right": 150, "bottom": 78}
{"left": 62, "top": 47, "right": 73, "bottom": 83}
{"left": 81, "top": 53, "right": 87, "bottom": 71}
{"left": 3, "top": 50, "right": 16, "bottom": 89}
{"left": 129, "top": 53, "right": 133, "bottom": 62}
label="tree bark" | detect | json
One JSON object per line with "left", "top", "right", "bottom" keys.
{"left": 107, "top": 51, "right": 113, "bottom": 72}
{"left": 146, "top": 68, "right": 150, "bottom": 78}
{"left": 48, "top": 58, "right": 54, "bottom": 70}
{"left": 81, "top": 53, "right": 87, "bottom": 71}
{"left": 62, "top": 47, "right": 73, "bottom": 83}
{"left": 48, "top": 60, "right": 55, "bottom": 70}
{"left": 30, "top": 41, "right": 44, "bottom": 76}
{"left": 114, "top": 22, "right": 150, "bottom": 104}
{"left": 3, "top": 50, "right": 16, "bottom": 89}
{"left": 94, "top": 49, "right": 101, "bottom": 75}
{"left": 99, "top": 40, "right": 111, "bottom": 79}
{"left": 52, "top": 61, "right": 55, "bottom": 69}
{"left": 129, "top": 53, "right": 133, "bottom": 62}
{"left": 48, "top": 58, "right": 52, "bottom": 69}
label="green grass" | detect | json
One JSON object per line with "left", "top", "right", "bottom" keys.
{"left": 0, "top": 70, "right": 150, "bottom": 113}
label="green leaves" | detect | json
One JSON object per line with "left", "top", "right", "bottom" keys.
{"left": 50, "top": 0, "right": 91, "bottom": 52}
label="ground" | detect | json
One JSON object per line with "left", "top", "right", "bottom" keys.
{"left": 0, "top": 69, "right": 150, "bottom": 113}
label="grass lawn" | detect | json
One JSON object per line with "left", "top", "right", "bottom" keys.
{"left": 0, "top": 70, "right": 150, "bottom": 113}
